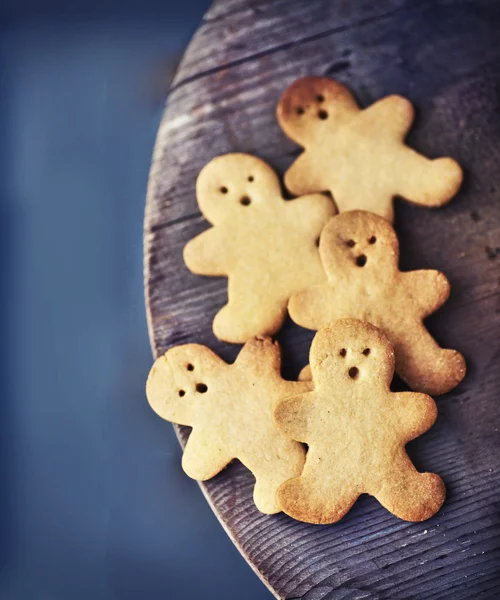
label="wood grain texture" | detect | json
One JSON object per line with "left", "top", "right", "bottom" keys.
{"left": 144, "top": 1, "right": 500, "bottom": 598}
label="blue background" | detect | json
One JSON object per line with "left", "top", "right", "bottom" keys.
{"left": 0, "top": 1, "right": 272, "bottom": 598}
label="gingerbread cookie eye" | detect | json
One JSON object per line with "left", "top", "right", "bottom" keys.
{"left": 346, "top": 239, "right": 356, "bottom": 248}
{"left": 362, "top": 348, "right": 371, "bottom": 356}
{"left": 240, "top": 195, "right": 251, "bottom": 206}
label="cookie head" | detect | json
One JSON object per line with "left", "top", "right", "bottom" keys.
{"left": 277, "top": 77, "right": 359, "bottom": 146}
{"left": 196, "top": 153, "right": 282, "bottom": 224}
{"left": 310, "top": 319, "right": 395, "bottom": 388}
{"left": 319, "top": 210, "right": 399, "bottom": 277}
{"left": 146, "top": 345, "right": 214, "bottom": 425}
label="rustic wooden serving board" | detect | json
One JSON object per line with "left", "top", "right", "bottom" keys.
{"left": 144, "top": 1, "right": 500, "bottom": 597}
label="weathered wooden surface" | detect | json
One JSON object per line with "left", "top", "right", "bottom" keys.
{"left": 144, "top": 1, "right": 500, "bottom": 598}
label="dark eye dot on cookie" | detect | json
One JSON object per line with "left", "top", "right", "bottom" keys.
{"left": 346, "top": 239, "right": 356, "bottom": 248}
{"left": 187, "top": 363, "right": 194, "bottom": 371}
{"left": 296, "top": 106, "right": 305, "bottom": 115}
{"left": 363, "top": 348, "right": 370, "bottom": 356}
{"left": 240, "top": 196, "right": 251, "bottom": 206}
{"left": 369, "top": 236, "right": 377, "bottom": 244}
{"left": 178, "top": 390, "right": 185, "bottom": 397}
{"left": 196, "top": 383, "right": 208, "bottom": 393}
{"left": 318, "top": 109, "right": 328, "bottom": 120}
{"left": 339, "top": 348, "right": 347, "bottom": 357}
{"left": 316, "top": 94, "right": 325, "bottom": 103}
{"left": 247, "top": 175, "right": 254, "bottom": 182}
{"left": 348, "top": 367, "right": 359, "bottom": 380}
{"left": 356, "top": 255, "right": 367, "bottom": 267}
{"left": 220, "top": 186, "right": 228, "bottom": 194}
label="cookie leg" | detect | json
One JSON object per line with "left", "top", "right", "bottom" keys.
{"left": 334, "top": 183, "right": 395, "bottom": 222}
{"left": 394, "top": 326, "right": 466, "bottom": 395}
{"left": 395, "top": 149, "right": 462, "bottom": 207}
{"left": 213, "top": 286, "right": 287, "bottom": 343}
{"left": 373, "top": 454, "right": 445, "bottom": 522}
{"left": 277, "top": 474, "right": 359, "bottom": 524}
{"left": 246, "top": 444, "right": 305, "bottom": 515}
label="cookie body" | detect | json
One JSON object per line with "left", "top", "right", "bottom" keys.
{"left": 288, "top": 210, "right": 466, "bottom": 395}
{"left": 146, "top": 337, "right": 310, "bottom": 514}
{"left": 274, "top": 319, "right": 446, "bottom": 524}
{"left": 277, "top": 77, "right": 463, "bottom": 222}
{"left": 183, "top": 153, "right": 336, "bottom": 343}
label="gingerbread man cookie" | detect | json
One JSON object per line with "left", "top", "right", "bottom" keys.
{"left": 146, "top": 337, "right": 310, "bottom": 514}
{"left": 183, "top": 153, "right": 336, "bottom": 343}
{"left": 288, "top": 211, "right": 465, "bottom": 395}
{"left": 274, "top": 319, "right": 446, "bottom": 524}
{"left": 277, "top": 77, "right": 463, "bottom": 222}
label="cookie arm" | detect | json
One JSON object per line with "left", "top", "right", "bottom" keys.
{"left": 288, "top": 284, "right": 337, "bottom": 331}
{"left": 182, "top": 429, "right": 234, "bottom": 480}
{"left": 274, "top": 392, "right": 316, "bottom": 443}
{"left": 234, "top": 336, "right": 282, "bottom": 375}
{"left": 394, "top": 151, "right": 463, "bottom": 208}
{"left": 358, "top": 95, "right": 414, "bottom": 140}
{"left": 284, "top": 152, "right": 330, "bottom": 197}
{"left": 402, "top": 270, "right": 450, "bottom": 317}
{"left": 392, "top": 392, "right": 438, "bottom": 441}
{"left": 183, "top": 227, "right": 229, "bottom": 276}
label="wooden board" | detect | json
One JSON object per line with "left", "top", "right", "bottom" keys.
{"left": 144, "top": 1, "right": 500, "bottom": 597}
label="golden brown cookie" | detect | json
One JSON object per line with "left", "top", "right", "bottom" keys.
{"left": 298, "top": 364, "right": 312, "bottom": 382}
{"left": 183, "top": 153, "right": 336, "bottom": 343}
{"left": 288, "top": 210, "right": 465, "bottom": 395}
{"left": 274, "top": 319, "right": 446, "bottom": 524}
{"left": 146, "top": 337, "right": 310, "bottom": 514}
{"left": 277, "top": 77, "right": 463, "bottom": 222}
